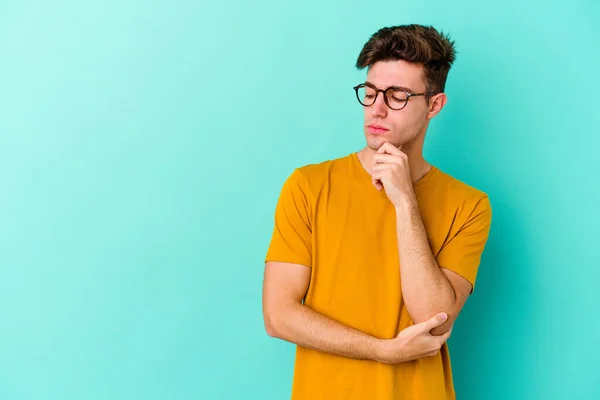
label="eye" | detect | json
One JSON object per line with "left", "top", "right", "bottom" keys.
{"left": 389, "top": 91, "right": 408, "bottom": 102}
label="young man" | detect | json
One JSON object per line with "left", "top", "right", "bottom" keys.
{"left": 262, "top": 24, "right": 492, "bottom": 399}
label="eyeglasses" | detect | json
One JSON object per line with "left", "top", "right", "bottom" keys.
{"left": 353, "top": 82, "right": 434, "bottom": 110}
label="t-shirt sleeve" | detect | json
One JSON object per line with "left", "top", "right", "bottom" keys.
{"left": 435, "top": 195, "right": 492, "bottom": 291}
{"left": 264, "top": 169, "right": 312, "bottom": 267}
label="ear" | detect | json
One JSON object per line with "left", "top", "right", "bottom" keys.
{"left": 426, "top": 93, "right": 447, "bottom": 119}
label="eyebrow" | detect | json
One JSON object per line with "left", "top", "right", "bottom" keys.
{"left": 365, "top": 80, "right": 418, "bottom": 94}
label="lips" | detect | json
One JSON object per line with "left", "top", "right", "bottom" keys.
{"left": 367, "top": 124, "right": 389, "bottom": 134}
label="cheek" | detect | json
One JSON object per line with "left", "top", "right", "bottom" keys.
{"left": 391, "top": 110, "right": 425, "bottom": 130}
{"left": 388, "top": 114, "right": 414, "bottom": 131}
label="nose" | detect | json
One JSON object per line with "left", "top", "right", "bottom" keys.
{"left": 371, "top": 93, "right": 388, "bottom": 118}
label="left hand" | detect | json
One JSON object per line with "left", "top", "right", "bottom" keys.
{"left": 371, "top": 142, "right": 414, "bottom": 206}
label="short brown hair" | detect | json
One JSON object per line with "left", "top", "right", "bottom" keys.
{"left": 356, "top": 24, "right": 456, "bottom": 98}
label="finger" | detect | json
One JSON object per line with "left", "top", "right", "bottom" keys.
{"left": 371, "top": 163, "right": 396, "bottom": 172}
{"left": 428, "top": 350, "right": 439, "bottom": 357}
{"left": 371, "top": 167, "right": 393, "bottom": 186}
{"left": 439, "top": 326, "right": 453, "bottom": 343}
{"left": 370, "top": 169, "right": 382, "bottom": 189}
{"left": 373, "top": 153, "right": 403, "bottom": 165}
{"left": 371, "top": 170, "right": 393, "bottom": 189}
{"left": 377, "top": 142, "right": 402, "bottom": 156}
{"left": 377, "top": 142, "right": 399, "bottom": 155}
{"left": 423, "top": 312, "right": 448, "bottom": 331}
{"left": 371, "top": 171, "right": 383, "bottom": 190}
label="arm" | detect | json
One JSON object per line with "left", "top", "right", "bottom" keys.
{"left": 264, "top": 167, "right": 453, "bottom": 362}
{"left": 394, "top": 199, "right": 472, "bottom": 335}
{"left": 262, "top": 261, "right": 381, "bottom": 361}
{"left": 262, "top": 261, "right": 451, "bottom": 363}
{"left": 371, "top": 143, "right": 491, "bottom": 336}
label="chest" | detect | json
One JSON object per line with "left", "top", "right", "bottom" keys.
{"left": 310, "top": 179, "right": 450, "bottom": 263}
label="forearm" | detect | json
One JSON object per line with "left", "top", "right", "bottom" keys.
{"left": 395, "top": 197, "right": 456, "bottom": 326}
{"left": 266, "top": 301, "right": 384, "bottom": 362}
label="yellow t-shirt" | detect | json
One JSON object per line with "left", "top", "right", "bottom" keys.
{"left": 265, "top": 152, "right": 492, "bottom": 400}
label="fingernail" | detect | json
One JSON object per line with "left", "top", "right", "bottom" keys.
{"left": 440, "top": 313, "right": 448, "bottom": 321}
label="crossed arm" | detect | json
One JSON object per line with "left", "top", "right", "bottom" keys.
{"left": 262, "top": 198, "right": 478, "bottom": 364}
{"left": 262, "top": 257, "right": 465, "bottom": 364}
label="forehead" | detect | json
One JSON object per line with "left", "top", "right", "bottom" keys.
{"left": 365, "top": 60, "right": 425, "bottom": 90}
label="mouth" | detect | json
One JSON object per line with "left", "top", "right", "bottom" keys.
{"left": 366, "top": 124, "right": 390, "bottom": 134}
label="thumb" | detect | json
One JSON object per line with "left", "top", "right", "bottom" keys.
{"left": 424, "top": 312, "right": 448, "bottom": 330}
{"left": 372, "top": 179, "right": 383, "bottom": 191}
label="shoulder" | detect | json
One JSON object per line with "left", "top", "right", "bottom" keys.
{"left": 287, "top": 154, "right": 353, "bottom": 193}
{"left": 296, "top": 153, "right": 351, "bottom": 177}
{"left": 433, "top": 167, "right": 492, "bottom": 215}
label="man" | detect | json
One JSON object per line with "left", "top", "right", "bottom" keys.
{"left": 262, "top": 24, "right": 492, "bottom": 399}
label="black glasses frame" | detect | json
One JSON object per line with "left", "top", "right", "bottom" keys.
{"left": 353, "top": 82, "right": 435, "bottom": 110}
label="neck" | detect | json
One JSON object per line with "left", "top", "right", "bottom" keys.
{"left": 357, "top": 142, "right": 431, "bottom": 184}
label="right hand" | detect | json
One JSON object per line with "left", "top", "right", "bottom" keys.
{"left": 376, "top": 312, "right": 453, "bottom": 364}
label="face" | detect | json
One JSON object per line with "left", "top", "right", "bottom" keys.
{"left": 360, "top": 60, "right": 445, "bottom": 151}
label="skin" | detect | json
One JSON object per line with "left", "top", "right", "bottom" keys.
{"left": 359, "top": 60, "right": 473, "bottom": 335}
{"left": 262, "top": 60, "right": 472, "bottom": 363}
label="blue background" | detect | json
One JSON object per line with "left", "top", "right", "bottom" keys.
{"left": 1, "top": 0, "right": 599, "bottom": 398}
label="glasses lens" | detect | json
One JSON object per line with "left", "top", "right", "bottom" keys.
{"left": 356, "top": 85, "right": 376, "bottom": 106}
{"left": 386, "top": 88, "right": 409, "bottom": 110}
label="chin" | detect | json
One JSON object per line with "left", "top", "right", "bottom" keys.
{"left": 366, "top": 134, "right": 403, "bottom": 150}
